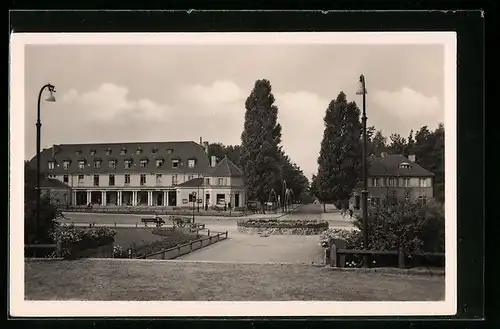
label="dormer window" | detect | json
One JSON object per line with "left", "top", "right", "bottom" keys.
{"left": 109, "top": 159, "right": 117, "bottom": 169}
{"left": 94, "top": 159, "right": 102, "bottom": 168}
{"left": 136, "top": 147, "right": 142, "bottom": 155}
{"left": 140, "top": 158, "right": 148, "bottom": 168}
{"left": 187, "top": 159, "right": 196, "bottom": 168}
{"left": 399, "top": 162, "right": 411, "bottom": 169}
{"left": 124, "top": 159, "right": 132, "bottom": 169}
{"left": 78, "top": 160, "right": 86, "bottom": 169}
{"left": 152, "top": 147, "right": 158, "bottom": 154}
{"left": 156, "top": 158, "right": 164, "bottom": 168}
{"left": 75, "top": 150, "right": 82, "bottom": 156}
{"left": 120, "top": 147, "right": 127, "bottom": 155}
{"left": 172, "top": 159, "right": 179, "bottom": 168}
{"left": 48, "top": 161, "right": 55, "bottom": 170}
{"left": 166, "top": 148, "right": 173, "bottom": 154}
{"left": 63, "top": 160, "right": 71, "bottom": 170}
{"left": 105, "top": 148, "right": 112, "bottom": 155}
{"left": 89, "top": 149, "right": 96, "bottom": 155}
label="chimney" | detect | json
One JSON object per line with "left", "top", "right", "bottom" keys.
{"left": 199, "top": 137, "right": 203, "bottom": 145}
{"left": 408, "top": 154, "right": 416, "bottom": 162}
{"left": 203, "top": 141, "right": 209, "bottom": 154}
{"left": 211, "top": 155, "right": 217, "bottom": 168}
{"left": 52, "top": 144, "right": 57, "bottom": 158}
{"left": 381, "top": 152, "right": 387, "bottom": 158}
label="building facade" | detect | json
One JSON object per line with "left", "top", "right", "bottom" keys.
{"left": 350, "top": 153, "right": 434, "bottom": 209}
{"left": 32, "top": 140, "right": 246, "bottom": 209}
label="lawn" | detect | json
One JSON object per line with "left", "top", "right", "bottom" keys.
{"left": 25, "top": 259, "right": 445, "bottom": 301}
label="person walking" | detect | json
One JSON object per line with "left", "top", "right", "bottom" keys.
{"left": 349, "top": 208, "right": 353, "bottom": 219}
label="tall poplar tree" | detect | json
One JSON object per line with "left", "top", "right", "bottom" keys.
{"left": 240, "top": 79, "right": 283, "bottom": 210}
{"left": 316, "top": 91, "right": 362, "bottom": 211}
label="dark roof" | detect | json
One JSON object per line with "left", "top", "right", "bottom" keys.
{"left": 368, "top": 154, "right": 434, "bottom": 177}
{"left": 40, "top": 178, "right": 70, "bottom": 189}
{"left": 177, "top": 177, "right": 204, "bottom": 188}
{"left": 30, "top": 141, "right": 211, "bottom": 175}
{"left": 210, "top": 156, "right": 244, "bottom": 177}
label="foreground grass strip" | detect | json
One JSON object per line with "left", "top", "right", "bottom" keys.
{"left": 25, "top": 259, "right": 444, "bottom": 301}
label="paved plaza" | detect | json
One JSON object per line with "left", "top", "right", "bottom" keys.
{"left": 60, "top": 204, "right": 356, "bottom": 264}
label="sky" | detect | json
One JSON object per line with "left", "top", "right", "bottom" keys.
{"left": 24, "top": 43, "right": 444, "bottom": 180}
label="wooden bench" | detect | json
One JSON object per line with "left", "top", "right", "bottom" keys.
{"left": 141, "top": 217, "right": 165, "bottom": 227}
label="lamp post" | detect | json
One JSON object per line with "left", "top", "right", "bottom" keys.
{"left": 191, "top": 191, "right": 196, "bottom": 223}
{"left": 197, "top": 185, "right": 200, "bottom": 212}
{"left": 36, "top": 83, "right": 56, "bottom": 243}
{"left": 356, "top": 74, "right": 369, "bottom": 268}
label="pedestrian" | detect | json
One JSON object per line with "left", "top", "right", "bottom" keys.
{"left": 224, "top": 203, "right": 227, "bottom": 212}
{"left": 205, "top": 203, "right": 208, "bottom": 211}
{"left": 349, "top": 208, "right": 353, "bottom": 219}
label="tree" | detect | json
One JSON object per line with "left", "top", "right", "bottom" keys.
{"left": 24, "top": 161, "right": 62, "bottom": 244}
{"left": 406, "top": 129, "right": 416, "bottom": 157}
{"left": 208, "top": 143, "right": 242, "bottom": 166}
{"left": 387, "top": 133, "right": 407, "bottom": 155}
{"left": 279, "top": 151, "right": 309, "bottom": 203}
{"left": 369, "top": 130, "right": 387, "bottom": 156}
{"left": 240, "top": 79, "right": 283, "bottom": 211}
{"left": 316, "top": 91, "right": 362, "bottom": 212}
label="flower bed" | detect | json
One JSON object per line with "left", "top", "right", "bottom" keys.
{"left": 49, "top": 225, "right": 116, "bottom": 259}
{"left": 237, "top": 218, "right": 328, "bottom": 235}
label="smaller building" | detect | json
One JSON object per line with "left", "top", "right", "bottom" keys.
{"left": 40, "top": 178, "right": 72, "bottom": 208}
{"left": 350, "top": 153, "right": 434, "bottom": 209}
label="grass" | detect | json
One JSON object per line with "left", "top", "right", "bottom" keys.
{"left": 25, "top": 259, "right": 445, "bottom": 301}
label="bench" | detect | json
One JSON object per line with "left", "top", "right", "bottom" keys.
{"left": 141, "top": 217, "right": 165, "bottom": 227}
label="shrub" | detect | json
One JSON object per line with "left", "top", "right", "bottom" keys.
{"left": 353, "top": 194, "right": 445, "bottom": 253}
{"left": 113, "top": 244, "right": 129, "bottom": 258}
{"left": 237, "top": 219, "right": 328, "bottom": 229}
{"left": 50, "top": 225, "right": 116, "bottom": 258}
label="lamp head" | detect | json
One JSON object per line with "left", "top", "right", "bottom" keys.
{"left": 356, "top": 74, "right": 367, "bottom": 95}
{"left": 45, "top": 84, "right": 56, "bottom": 102}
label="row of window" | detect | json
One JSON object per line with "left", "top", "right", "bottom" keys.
{"left": 49, "top": 158, "right": 196, "bottom": 170}
{"left": 76, "top": 147, "right": 174, "bottom": 156}
{"left": 369, "top": 195, "right": 427, "bottom": 205}
{"left": 371, "top": 177, "right": 429, "bottom": 188}
{"left": 61, "top": 174, "right": 224, "bottom": 187}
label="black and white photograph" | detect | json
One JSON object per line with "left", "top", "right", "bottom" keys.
{"left": 10, "top": 32, "right": 457, "bottom": 317}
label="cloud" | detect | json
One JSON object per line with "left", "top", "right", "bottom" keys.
{"left": 61, "top": 83, "right": 171, "bottom": 121}
{"left": 180, "top": 80, "right": 244, "bottom": 107}
{"left": 371, "top": 87, "right": 441, "bottom": 118}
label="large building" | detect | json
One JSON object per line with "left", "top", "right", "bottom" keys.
{"left": 350, "top": 153, "right": 434, "bottom": 209}
{"left": 30, "top": 140, "right": 246, "bottom": 209}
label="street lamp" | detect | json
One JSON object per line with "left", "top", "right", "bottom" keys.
{"left": 191, "top": 191, "right": 196, "bottom": 223}
{"left": 356, "top": 74, "right": 369, "bottom": 268}
{"left": 36, "top": 83, "right": 56, "bottom": 243}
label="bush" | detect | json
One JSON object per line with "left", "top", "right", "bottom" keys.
{"left": 237, "top": 219, "right": 328, "bottom": 229}
{"left": 50, "top": 225, "right": 116, "bottom": 258}
{"left": 113, "top": 244, "right": 129, "bottom": 258}
{"left": 353, "top": 194, "right": 445, "bottom": 253}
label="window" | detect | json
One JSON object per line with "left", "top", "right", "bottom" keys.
{"left": 94, "top": 160, "right": 101, "bottom": 168}
{"left": 109, "top": 160, "right": 117, "bottom": 169}
{"left": 124, "top": 174, "right": 130, "bottom": 185}
{"left": 120, "top": 148, "right": 127, "bottom": 155}
{"left": 93, "top": 175, "right": 99, "bottom": 186}
{"left": 189, "top": 193, "right": 196, "bottom": 203}
{"left": 89, "top": 149, "right": 96, "bottom": 155}
{"left": 63, "top": 160, "right": 71, "bottom": 170}
{"left": 109, "top": 174, "right": 115, "bottom": 186}
{"left": 152, "top": 147, "right": 158, "bottom": 154}
{"left": 124, "top": 159, "right": 132, "bottom": 168}
{"left": 172, "top": 174, "right": 178, "bottom": 185}
{"left": 140, "top": 174, "right": 147, "bottom": 186}
{"left": 218, "top": 178, "right": 224, "bottom": 185}
{"left": 371, "top": 178, "right": 378, "bottom": 187}
{"left": 48, "top": 161, "right": 55, "bottom": 170}
{"left": 172, "top": 160, "right": 179, "bottom": 168}
{"left": 388, "top": 177, "right": 396, "bottom": 187}
{"left": 418, "top": 195, "right": 427, "bottom": 204}
{"left": 78, "top": 174, "right": 84, "bottom": 184}
{"left": 205, "top": 178, "right": 210, "bottom": 185}
{"left": 63, "top": 175, "right": 69, "bottom": 183}
{"left": 167, "top": 148, "right": 173, "bottom": 154}
{"left": 78, "top": 160, "right": 85, "bottom": 169}
{"left": 188, "top": 174, "right": 194, "bottom": 181}
{"left": 403, "top": 178, "right": 411, "bottom": 187}
{"left": 75, "top": 150, "right": 82, "bottom": 155}
{"left": 399, "top": 162, "right": 411, "bottom": 169}
{"left": 419, "top": 178, "right": 428, "bottom": 187}
{"left": 188, "top": 159, "right": 196, "bottom": 168}
{"left": 156, "top": 159, "right": 164, "bottom": 168}
{"left": 136, "top": 147, "right": 142, "bottom": 154}
{"left": 156, "top": 174, "right": 162, "bottom": 184}
{"left": 216, "top": 194, "right": 225, "bottom": 205}
{"left": 140, "top": 159, "right": 148, "bottom": 168}
{"left": 105, "top": 148, "right": 112, "bottom": 155}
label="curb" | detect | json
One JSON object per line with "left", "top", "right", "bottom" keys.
{"left": 323, "top": 266, "right": 445, "bottom": 277}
